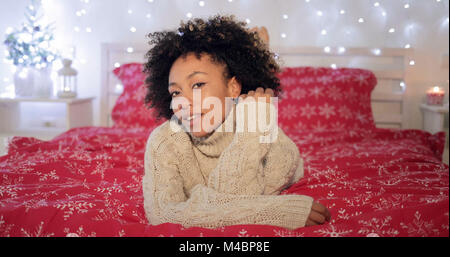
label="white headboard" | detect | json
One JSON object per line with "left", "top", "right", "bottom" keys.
{"left": 101, "top": 43, "right": 412, "bottom": 129}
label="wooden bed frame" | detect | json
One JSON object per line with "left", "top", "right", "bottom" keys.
{"left": 100, "top": 43, "right": 412, "bottom": 129}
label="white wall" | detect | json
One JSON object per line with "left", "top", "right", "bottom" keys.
{"left": 0, "top": 0, "right": 448, "bottom": 129}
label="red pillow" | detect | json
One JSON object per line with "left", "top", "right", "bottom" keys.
{"left": 112, "top": 63, "right": 166, "bottom": 129}
{"left": 277, "top": 67, "right": 377, "bottom": 132}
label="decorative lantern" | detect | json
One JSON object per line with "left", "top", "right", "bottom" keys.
{"left": 57, "top": 59, "right": 77, "bottom": 98}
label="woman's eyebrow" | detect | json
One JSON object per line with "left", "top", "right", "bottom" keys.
{"left": 186, "top": 71, "right": 208, "bottom": 79}
{"left": 169, "top": 71, "right": 208, "bottom": 87}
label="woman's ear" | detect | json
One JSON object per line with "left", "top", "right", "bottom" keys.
{"left": 227, "top": 77, "right": 242, "bottom": 98}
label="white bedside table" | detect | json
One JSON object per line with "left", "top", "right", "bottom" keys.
{"left": 0, "top": 96, "right": 95, "bottom": 140}
{"left": 420, "top": 103, "right": 449, "bottom": 134}
{"left": 420, "top": 103, "right": 449, "bottom": 164}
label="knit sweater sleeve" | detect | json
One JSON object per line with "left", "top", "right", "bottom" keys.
{"left": 142, "top": 128, "right": 313, "bottom": 230}
{"left": 208, "top": 101, "right": 305, "bottom": 196}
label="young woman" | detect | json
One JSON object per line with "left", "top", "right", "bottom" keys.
{"left": 142, "top": 15, "right": 330, "bottom": 230}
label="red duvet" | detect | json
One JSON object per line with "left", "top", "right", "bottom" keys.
{"left": 0, "top": 126, "right": 447, "bottom": 237}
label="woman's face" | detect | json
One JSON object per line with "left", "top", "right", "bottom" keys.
{"left": 168, "top": 52, "right": 241, "bottom": 137}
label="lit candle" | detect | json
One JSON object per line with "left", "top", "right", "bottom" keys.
{"left": 426, "top": 86, "right": 445, "bottom": 105}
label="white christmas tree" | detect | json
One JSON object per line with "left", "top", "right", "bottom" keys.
{"left": 3, "top": 0, "right": 59, "bottom": 69}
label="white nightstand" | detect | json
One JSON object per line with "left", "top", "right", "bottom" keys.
{"left": 0, "top": 96, "right": 94, "bottom": 141}
{"left": 420, "top": 103, "right": 449, "bottom": 164}
{"left": 420, "top": 103, "right": 449, "bottom": 134}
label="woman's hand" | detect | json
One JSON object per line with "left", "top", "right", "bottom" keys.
{"left": 306, "top": 201, "right": 331, "bottom": 226}
{"left": 249, "top": 26, "right": 270, "bottom": 45}
{"left": 238, "top": 87, "right": 274, "bottom": 104}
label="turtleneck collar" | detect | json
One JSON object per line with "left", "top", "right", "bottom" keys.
{"left": 189, "top": 104, "right": 237, "bottom": 157}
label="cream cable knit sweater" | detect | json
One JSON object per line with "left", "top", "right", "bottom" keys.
{"left": 142, "top": 101, "right": 314, "bottom": 230}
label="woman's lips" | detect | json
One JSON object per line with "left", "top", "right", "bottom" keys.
{"left": 186, "top": 113, "right": 202, "bottom": 121}
{"left": 183, "top": 113, "right": 203, "bottom": 128}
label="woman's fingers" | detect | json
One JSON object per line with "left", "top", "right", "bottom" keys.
{"left": 239, "top": 88, "right": 274, "bottom": 104}
{"left": 265, "top": 88, "right": 274, "bottom": 97}
{"left": 309, "top": 210, "right": 326, "bottom": 224}
{"left": 249, "top": 27, "right": 257, "bottom": 33}
{"left": 305, "top": 218, "right": 318, "bottom": 227}
{"left": 311, "top": 202, "right": 331, "bottom": 222}
{"left": 311, "top": 202, "right": 326, "bottom": 213}
{"left": 237, "top": 94, "right": 247, "bottom": 104}
{"left": 255, "top": 87, "right": 264, "bottom": 94}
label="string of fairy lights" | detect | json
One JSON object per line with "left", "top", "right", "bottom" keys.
{"left": 1, "top": 0, "right": 449, "bottom": 96}
{"left": 74, "top": 0, "right": 447, "bottom": 61}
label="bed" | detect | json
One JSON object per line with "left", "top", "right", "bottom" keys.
{"left": 0, "top": 44, "right": 448, "bottom": 237}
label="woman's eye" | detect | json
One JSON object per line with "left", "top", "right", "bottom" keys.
{"left": 192, "top": 82, "right": 205, "bottom": 89}
{"left": 170, "top": 91, "right": 180, "bottom": 97}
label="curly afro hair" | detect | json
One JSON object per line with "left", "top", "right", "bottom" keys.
{"left": 143, "top": 15, "right": 281, "bottom": 120}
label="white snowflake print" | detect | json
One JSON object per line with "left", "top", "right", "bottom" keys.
{"left": 336, "top": 208, "right": 362, "bottom": 220}
{"left": 132, "top": 85, "right": 147, "bottom": 102}
{"left": 91, "top": 135, "right": 111, "bottom": 146}
{"left": 290, "top": 87, "right": 308, "bottom": 100}
{"left": 354, "top": 74, "right": 369, "bottom": 87}
{"left": 355, "top": 111, "right": 368, "bottom": 124}
{"left": 280, "top": 104, "right": 298, "bottom": 120}
{"left": 309, "top": 86, "right": 324, "bottom": 99}
{"left": 314, "top": 224, "right": 353, "bottom": 237}
{"left": 0, "top": 174, "right": 24, "bottom": 198}
{"left": 400, "top": 211, "right": 439, "bottom": 236}
{"left": 90, "top": 159, "right": 114, "bottom": 179}
{"left": 237, "top": 229, "right": 259, "bottom": 237}
{"left": 337, "top": 105, "right": 352, "bottom": 119}
{"left": 36, "top": 170, "right": 59, "bottom": 182}
{"left": 22, "top": 197, "right": 50, "bottom": 213}
{"left": 357, "top": 216, "right": 399, "bottom": 237}
{"left": 280, "top": 76, "right": 297, "bottom": 87}
{"left": 372, "top": 194, "right": 412, "bottom": 211}
{"left": 0, "top": 215, "right": 14, "bottom": 237}
{"left": 126, "top": 174, "right": 145, "bottom": 194}
{"left": 293, "top": 68, "right": 307, "bottom": 76}
{"left": 307, "top": 166, "right": 351, "bottom": 190}
{"left": 117, "top": 229, "right": 126, "bottom": 237}
{"left": 344, "top": 87, "right": 358, "bottom": 101}
{"left": 122, "top": 64, "right": 140, "bottom": 76}
{"left": 64, "top": 226, "right": 96, "bottom": 237}
{"left": 278, "top": 90, "right": 288, "bottom": 101}
{"left": 237, "top": 229, "right": 249, "bottom": 237}
{"left": 93, "top": 197, "right": 128, "bottom": 224}
{"left": 126, "top": 155, "right": 144, "bottom": 173}
{"left": 310, "top": 67, "right": 322, "bottom": 76}
{"left": 63, "top": 160, "right": 86, "bottom": 176}
{"left": 132, "top": 209, "right": 149, "bottom": 224}
{"left": 317, "top": 75, "right": 333, "bottom": 85}
{"left": 318, "top": 103, "right": 336, "bottom": 119}
{"left": 292, "top": 121, "right": 306, "bottom": 131}
{"left": 273, "top": 229, "right": 304, "bottom": 237}
{"left": 55, "top": 200, "right": 96, "bottom": 220}
{"left": 21, "top": 221, "right": 55, "bottom": 237}
{"left": 300, "top": 104, "right": 316, "bottom": 119}
{"left": 298, "top": 76, "right": 315, "bottom": 85}
{"left": 365, "top": 159, "right": 402, "bottom": 176}
{"left": 95, "top": 179, "right": 125, "bottom": 196}
{"left": 342, "top": 193, "right": 373, "bottom": 208}
{"left": 330, "top": 121, "right": 345, "bottom": 130}
{"left": 311, "top": 121, "right": 327, "bottom": 132}
{"left": 419, "top": 194, "right": 448, "bottom": 204}
{"left": 326, "top": 85, "right": 343, "bottom": 101}
{"left": 336, "top": 74, "right": 352, "bottom": 83}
